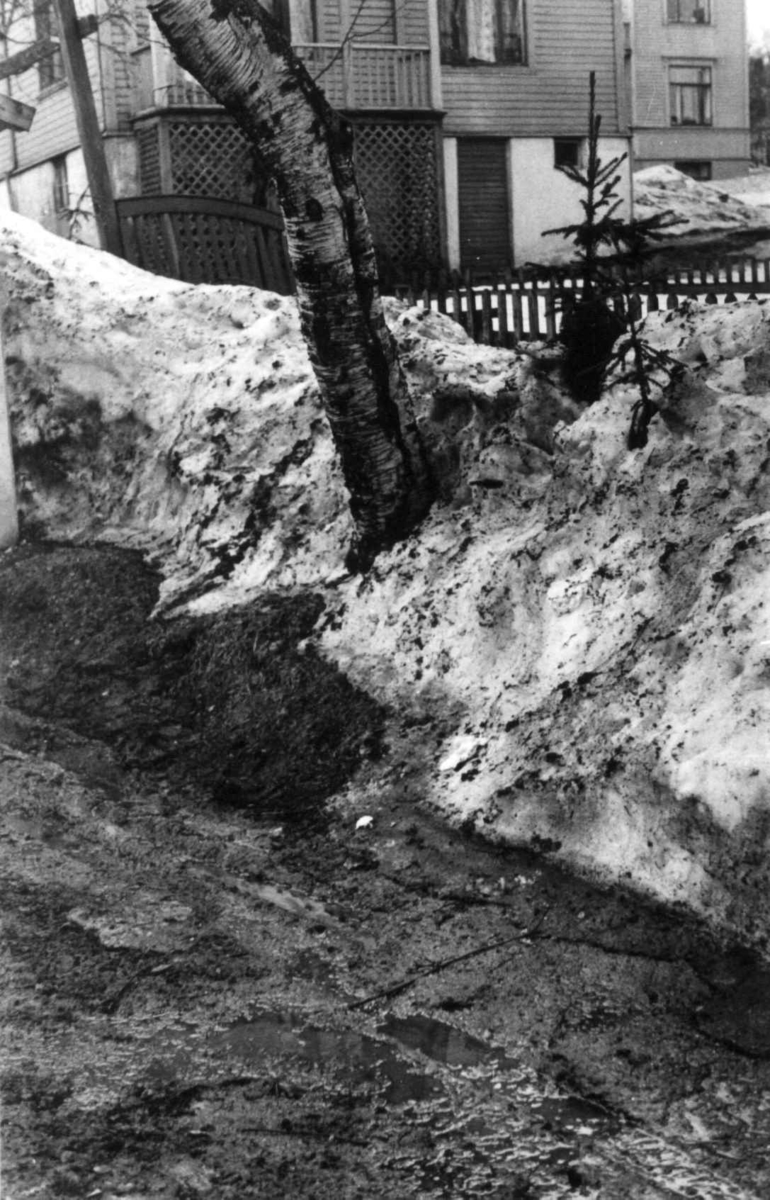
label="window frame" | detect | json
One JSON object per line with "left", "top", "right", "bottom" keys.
{"left": 439, "top": 0, "right": 527, "bottom": 68}
{"left": 553, "top": 138, "right": 583, "bottom": 171}
{"left": 669, "top": 63, "right": 713, "bottom": 127}
{"left": 52, "top": 154, "right": 69, "bottom": 215}
{"left": 665, "top": 0, "right": 711, "bottom": 24}
{"left": 673, "top": 159, "right": 712, "bottom": 181}
{"left": 34, "top": 0, "right": 66, "bottom": 93}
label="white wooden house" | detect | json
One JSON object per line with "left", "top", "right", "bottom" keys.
{"left": 0, "top": 0, "right": 634, "bottom": 278}
{"left": 623, "top": 0, "right": 751, "bottom": 181}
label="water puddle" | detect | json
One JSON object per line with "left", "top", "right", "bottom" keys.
{"left": 210, "top": 1012, "right": 441, "bottom": 1103}
{"left": 142, "top": 1010, "right": 440, "bottom": 1103}
{"left": 140, "top": 1008, "right": 622, "bottom": 1194}
{"left": 377, "top": 1012, "right": 518, "bottom": 1070}
{"left": 697, "top": 963, "right": 770, "bottom": 1057}
{"left": 2, "top": 812, "right": 69, "bottom": 850}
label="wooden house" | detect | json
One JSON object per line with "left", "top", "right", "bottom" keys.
{"left": 623, "top": 0, "right": 751, "bottom": 181}
{"left": 0, "top": 0, "right": 633, "bottom": 280}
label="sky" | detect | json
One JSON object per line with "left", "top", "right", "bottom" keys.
{"left": 747, "top": 0, "right": 770, "bottom": 46}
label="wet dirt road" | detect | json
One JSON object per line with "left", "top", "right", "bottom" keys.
{"left": 1, "top": 544, "right": 769, "bottom": 1199}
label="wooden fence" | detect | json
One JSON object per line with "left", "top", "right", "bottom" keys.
{"left": 116, "top": 196, "right": 294, "bottom": 295}
{"left": 392, "top": 259, "right": 770, "bottom": 347}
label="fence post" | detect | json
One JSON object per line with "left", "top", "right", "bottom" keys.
{"left": 527, "top": 287, "right": 540, "bottom": 339}
{"left": 480, "top": 288, "right": 492, "bottom": 344}
{"left": 497, "top": 273, "right": 510, "bottom": 348}
{"left": 545, "top": 273, "right": 557, "bottom": 340}
{"left": 463, "top": 268, "right": 475, "bottom": 338}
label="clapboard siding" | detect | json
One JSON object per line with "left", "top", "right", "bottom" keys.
{"left": 318, "top": 0, "right": 428, "bottom": 49}
{"left": 399, "top": 0, "right": 430, "bottom": 46}
{"left": 631, "top": 0, "right": 747, "bottom": 132}
{"left": 318, "top": 0, "right": 342, "bottom": 42}
{"left": 441, "top": 0, "right": 622, "bottom": 136}
{"left": 4, "top": 11, "right": 105, "bottom": 172}
{"left": 0, "top": 130, "right": 14, "bottom": 178}
{"left": 108, "top": 5, "right": 138, "bottom": 130}
{"left": 351, "top": 0, "right": 395, "bottom": 42}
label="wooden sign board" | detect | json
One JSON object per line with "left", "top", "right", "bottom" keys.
{"left": 0, "top": 93, "right": 36, "bottom": 133}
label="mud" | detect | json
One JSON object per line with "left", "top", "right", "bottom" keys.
{"left": 2, "top": 542, "right": 770, "bottom": 1199}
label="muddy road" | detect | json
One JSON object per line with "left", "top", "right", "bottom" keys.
{"left": 1, "top": 543, "right": 769, "bottom": 1199}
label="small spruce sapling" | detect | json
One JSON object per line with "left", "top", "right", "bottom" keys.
{"left": 546, "top": 72, "right": 683, "bottom": 446}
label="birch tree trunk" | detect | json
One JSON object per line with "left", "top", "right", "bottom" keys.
{"left": 148, "top": 0, "right": 432, "bottom": 569}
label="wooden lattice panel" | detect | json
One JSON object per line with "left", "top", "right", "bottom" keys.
{"left": 353, "top": 120, "right": 441, "bottom": 281}
{"left": 136, "top": 124, "right": 162, "bottom": 196}
{"left": 168, "top": 118, "right": 256, "bottom": 201}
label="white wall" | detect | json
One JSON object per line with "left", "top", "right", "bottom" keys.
{"left": 8, "top": 152, "right": 98, "bottom": 245}
{"left": 510, "top": 136, "right": 632, "bottom": 265}
{"left": 4, "top": 139, "right": 138, "bottom": 250}
{"left": 443, "top": 135, "right": 634, "bottom": 270}
{"left": 442, "top": 138, "right": 460, "bottom": 268}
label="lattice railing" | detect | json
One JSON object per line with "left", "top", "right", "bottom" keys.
{"left": 168, "top": 119, "right": 256, "bottom": 201}
{"left": 143, "top": 42, "right": 433, "bottom": 112}
{"left": 354, "top": 120, "right": 442, "bottom": 280}
{"left": 136, "top": 123, "right": 162, "bottom": 195}
{"left": 295, "top": 43, "right": 431, "bottom": 109}
{"left": 117, "top": 196, "right": 294, "bottom": 293}
{"left": 134, "top": 111, "right": 442, "bottom": 283}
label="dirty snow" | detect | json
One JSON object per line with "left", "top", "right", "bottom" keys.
{"left": 634, "top": 164, "right": 770, "bottom": 238}
{"left": 4, "top": 210, "right": 770, "bottom": 949}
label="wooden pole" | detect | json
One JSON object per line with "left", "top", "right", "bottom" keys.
{"left": 0, "top": 293, "right": 18, "bottom": 549}
{"left": 51, "top": 0, "right": 123, "bottom": 257}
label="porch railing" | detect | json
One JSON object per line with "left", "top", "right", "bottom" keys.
{"left": 116, "top": 196, "right": 294, "bottom": 294}
{"left": 294, "top": 42, "right": 431, "bottom": 109}
{"left": 136, "top": 42, "right": 432, "bottom": 112}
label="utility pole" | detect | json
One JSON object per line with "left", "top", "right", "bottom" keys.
{"left": 0, "top": 98, "right": 38, "bottom": 549}
{"left": 0, "top": 284, "right": 17, "bottom": 548}
{"left": 51, "top": 0, "right": 122, "bottom": 256}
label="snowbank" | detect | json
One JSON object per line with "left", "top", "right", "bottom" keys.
{"left": 5, "top": 211, "right": 770, "bottom": 948}
{"left": 324, "top": 299, "right": 770, "bottom": 944}
{"left": 634, "top": 164, "right": 770, "bottom": 238}
{"left": 2, "top": 213, "right": 351, "bottom": 599}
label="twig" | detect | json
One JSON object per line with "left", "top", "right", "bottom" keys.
{"left": 347, "top": 916, "right": 546, "bottom": 1010}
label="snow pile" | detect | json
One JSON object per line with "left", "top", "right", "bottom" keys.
{"left": 324, "top": 299, "right": 770, "bottom": 943}
{"left": 2, "top": 213, "right": 351, "bottom": 600}
{"left": 713, "top": 167, "right": 770, "bottom": 213}
{"left": 634, "top": 164, "right": 770, "bottom": 238}
{"left": 5, "top": 211, "right": 770, "bottom": 947}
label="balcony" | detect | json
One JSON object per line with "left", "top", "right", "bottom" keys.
{"left": 134, "top": 42, "right": 433, "bottom": 113}
{"left": 295, "top": 43, "right": 432, "bottom": 110}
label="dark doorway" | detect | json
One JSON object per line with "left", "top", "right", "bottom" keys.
{"left": 458, "top": 138, "right": 511, "bottom": 272}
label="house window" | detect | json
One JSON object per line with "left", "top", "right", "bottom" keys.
{"left": 666, "top": 0, "right": 710, "bottom": 23}
{"left": 670, "top": 65, "right": 712, "bottom": 126}
{"left": 674, "top": 159, "right": 712, "bottom": 180}
{"left": 263, "top": 0, "right": 318, "bottom": 42}
{"left": 554, "top": 138, "right": 583, "bottom": 170}
{"left": 439, "top": 0, "right": 526, "bottom": 66}
{"left": 52, "top": 156, "right": 69, "bottom": 215}
{"left": 34, "top": 0, "right": 65, "bottom": 90}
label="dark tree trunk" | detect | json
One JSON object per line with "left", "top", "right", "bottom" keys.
{"left": 148, "top": 0, "right": 432, "bottom": 567}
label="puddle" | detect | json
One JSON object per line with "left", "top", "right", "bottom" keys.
{"left": 2, "top": 812, "right": 69, "bottom": 850}
{"left": 140, "top": 1008, "right": 622, "bottom": 1194}
{"left": 697, "top": 964, "right": 770, "bottom": 1057}
{"left": 211, "top": 1012, "right": 441, "bottom": 1103}
{"left": 142, "top": 1010, "right": 440, "bottom": 1104}
{"left": 377, "top": 1012, "right": 517, "bottom": 1070}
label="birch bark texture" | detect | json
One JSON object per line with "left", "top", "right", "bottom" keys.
{"left": 148, "top": 0, "right": 432, "bottom": 566}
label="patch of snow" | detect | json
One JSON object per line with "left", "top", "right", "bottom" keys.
{"left": 633, "top": 165, "right": 770, "bottom": 237}
{"left": 5, "top": 211, "right": 770, "bottom": 948}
